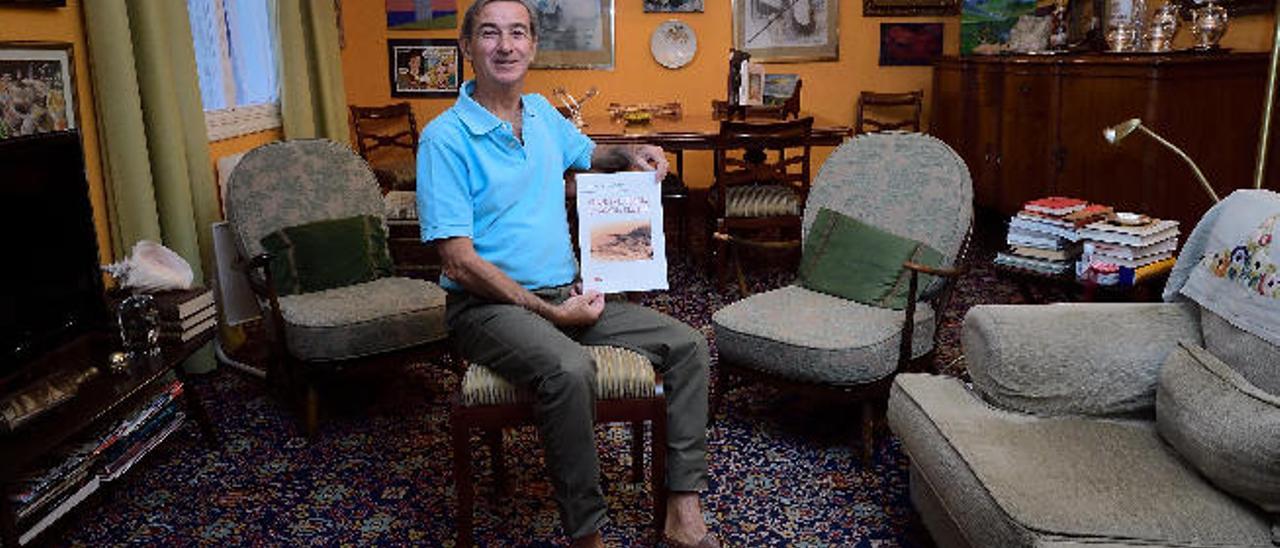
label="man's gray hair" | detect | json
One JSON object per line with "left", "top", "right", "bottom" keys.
{"left": 460, "top": 0, "right": 538, "bottom": 40}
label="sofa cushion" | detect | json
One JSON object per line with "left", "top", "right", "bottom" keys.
{"left": 888, "top": 373, "right": 1274, "bottom": 547}
{"left": 260, "top": 214, "right": 393, "bottom": 296}
{"left": 1157, "top": 341, "right": 1280, "bottom": 517}
{"left": 1200, "top": 308, "right": 1280, "bottom": 396}
{"left": 798, "top": 207, "right": 944, "bottom": 310}
{"left": 713, "top": 285, "right": 934, "bottom": 385}
{"left": 279, "top": 276, "right": 447, "bottom": 362}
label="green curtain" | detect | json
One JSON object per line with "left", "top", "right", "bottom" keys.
{"left": 83, "top": 0, "right": 219, "bottom": 373}
{"left": 276, "top": 0, "right": 349, "bottom": 143}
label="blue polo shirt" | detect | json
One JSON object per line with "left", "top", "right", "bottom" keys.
{"left": 418, "top": 80, "right": 595, "bottom": 291}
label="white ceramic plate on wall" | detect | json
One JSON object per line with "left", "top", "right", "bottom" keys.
{"left": 650, "top": 20, "right": 696, "bottom": 69}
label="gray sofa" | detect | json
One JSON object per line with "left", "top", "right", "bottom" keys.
{"left": 887, "top": 191, "right": 1280, "bottom": 547}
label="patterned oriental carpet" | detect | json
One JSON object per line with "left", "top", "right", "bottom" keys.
{"left": 56, "top": 212, "right": 1026, "bottom": 547}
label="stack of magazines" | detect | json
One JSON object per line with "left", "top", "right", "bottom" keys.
{"left": 995, "top": 197, "right": 1112, "bottom": 275}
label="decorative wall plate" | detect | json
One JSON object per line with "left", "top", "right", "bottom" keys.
{"left": 650, "top": 20, "right": 696, "bottom": 69}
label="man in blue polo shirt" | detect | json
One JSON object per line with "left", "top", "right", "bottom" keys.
{"left": 417, "top": 2, "right": 718, "bottom": 547}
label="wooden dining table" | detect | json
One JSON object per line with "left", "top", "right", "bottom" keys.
{"left": 581, "top": 111, "right": 852, "bottom": 150}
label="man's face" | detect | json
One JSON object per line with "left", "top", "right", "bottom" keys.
{"left": 462, "top": 2, "right": 537, "bottom": 88}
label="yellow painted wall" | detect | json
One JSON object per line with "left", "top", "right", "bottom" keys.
{"left": 1, "top": 0, "right": 110, "bottom": 261}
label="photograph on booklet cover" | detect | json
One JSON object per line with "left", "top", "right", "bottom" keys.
{"left": 576, "top": 172, "right": 668, "bottom": 294}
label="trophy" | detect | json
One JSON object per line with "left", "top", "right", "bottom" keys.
{"left": 552, "top": 86, "right": 598, "bottom": 128}
{"left": 1191, "top": 1, "right": 1229, "bottom": 50}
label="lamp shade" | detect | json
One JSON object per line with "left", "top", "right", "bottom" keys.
{"left": 1104, "top": 118, "right": 1143, "bottom": 144}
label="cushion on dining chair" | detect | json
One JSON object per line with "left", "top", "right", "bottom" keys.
{"left": 460, "top": 346, "right": 658, "bottom": 407}
{"left": 725, "top": 185, "right": 801, "bottom": 218}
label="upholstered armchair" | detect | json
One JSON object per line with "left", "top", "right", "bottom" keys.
{"left": 225, "top": 139, "right": 448, "bottom": 438}
{"left": 712, "top": 132, "right": 973, "bottom": 463}
{"left": 888, "top": 189, "right": 1280, "bottom": 547}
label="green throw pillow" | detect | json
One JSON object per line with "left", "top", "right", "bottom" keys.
{"left": 260, "top": 215, "right": 393, "bottom": 296}
{"left": 798, "top": 207, "right": 945, "bottom": 310}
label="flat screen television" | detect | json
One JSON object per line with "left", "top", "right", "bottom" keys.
{"left": 0, "top": 130, "right": 108, "bottom": 381}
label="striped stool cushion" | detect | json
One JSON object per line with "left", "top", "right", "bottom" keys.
{"left": 460, "top": 346, "right": 659, "bottom": 407}
{"left": 726, "top": 185, "right": 801, "bottom": 218}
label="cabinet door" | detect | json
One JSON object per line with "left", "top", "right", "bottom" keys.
{"left": 1056, "top": 65, "right": 1150, "bottom": 213}
{"left": 998, "top": 66, "right": 1058, "bottom": 214}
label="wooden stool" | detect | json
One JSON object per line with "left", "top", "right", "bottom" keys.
{"left": 450, "top": 346, "right": 667, "bottom": 546}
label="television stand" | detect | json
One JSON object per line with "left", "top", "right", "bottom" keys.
{"left": 0, "top": 330, "right": 217, "bottom": 546}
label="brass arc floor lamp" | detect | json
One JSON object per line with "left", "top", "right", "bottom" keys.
{"left": 1256, "top": 0, "right": 1280, "bottom": 189}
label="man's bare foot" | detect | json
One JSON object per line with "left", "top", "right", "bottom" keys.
{"left": 569, "top": 531, "right": 605, "bottom": 548}
{"left": 664, "top": 492, "right": 712, "bottom": 546}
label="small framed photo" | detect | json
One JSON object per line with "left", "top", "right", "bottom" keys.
{"left": 879, "top": 23, "right": 944, "bottom": 66}
{"left": 532, "top": 0, "right": 615, "bottom": 69}
{"left": 387, "top": 39, "right": 462, "bottom": 97}
{"left": 0, "top": 42, "right": 77, "bottom": 140}
{"left": 732, "top": 0, "right": 839, "bottom": 62}
{"left": 644, "top": 0, "right": 703, "bottom": 12}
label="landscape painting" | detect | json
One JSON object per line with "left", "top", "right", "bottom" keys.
{"left": 961, "top": 0, "right": 1036, "bottom": 54}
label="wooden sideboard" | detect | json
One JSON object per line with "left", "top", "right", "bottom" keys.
{"left": 931, "top": 52, "right": 1279, "bottom": 230}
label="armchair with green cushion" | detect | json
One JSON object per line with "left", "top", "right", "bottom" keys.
{"left": 887, "top": 189, "right": 1280, "bottom": 547}
{"left": 711, "top": 132, "right": 973, "bottom": 464}
{"left": 225, "top": 139, "right": 449, "bottom": 438}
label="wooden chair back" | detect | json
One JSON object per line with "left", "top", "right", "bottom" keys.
{"left": 712, "top": 116, "right": 815, "bottom": 209}
{"left": 854, "top": 90, "right": 923, "bottom": 134}
{"left": 349, "top": 102, "right": 419, "bottom": 192}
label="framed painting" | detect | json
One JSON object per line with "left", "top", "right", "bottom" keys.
{"left": 644, "top": 0, "right": 703, "bottom": 12}
{"left": 961, "top": 0, "right": 1036, "bottom": 54}
{"left": 732, "top": 0, "right": 838, "bottom": 62}
{"left": 0, "top": 0, "right": 66, "bottom": 5}
{"left": 387, "top": 39, "right": 462, "bottom": 97}
{"left": 532, "top": 0, "right": 615, "bottom": 69}
{"left": 386, "top": 0, "right": 457, "bottom": 30}
{"left": 865, "top": 0, "right": 959, "bottom": 16}
{"left": 0, "top": 42, "right": 77, "bottom": 140}
{"left": 879, "top": 23, "right": 944, "bottom": 66}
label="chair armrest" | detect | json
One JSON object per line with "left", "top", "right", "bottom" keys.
{"left": 963, "top": 302, "right": 1202, "bottom": 417}
{"left": 903, "top": 260, "right": 964, "bottom": 278}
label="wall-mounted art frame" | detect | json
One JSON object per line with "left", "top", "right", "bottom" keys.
{"left": 0, "top": 0, "right": 66, "bottom": 6}
{"left": 879, "top": 23, "right": 944, "bottom": 66}
{"left": 0, "top": 42, "right": 77, "bottom": 140}
{"left": 865, "top": 0, "right": 960, "bottom": 16}
{"left": 644, "top": 0, "right": 703, "bottom": 12}
{"left": 387, "top": 39, "right": 462, "bottom": 98}
{"left": 532, "top": 0, "right": 615, "bottom": 69}
{"left": 386, "top": 0, "right": 457, "bottom": 30}
{"left": 732, "top": 0, "right": 839, "bottom": 63}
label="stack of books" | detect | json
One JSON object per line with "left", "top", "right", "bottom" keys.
{"left": 151, "top": 287, "right": 216, "bottom": 344}
{"left": 1078, "top": 216, "right": 1180, "bottom": 285}
{"left": 995, "top": 197, "right": 1113, "bottom": 275}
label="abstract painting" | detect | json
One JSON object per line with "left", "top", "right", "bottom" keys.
{"left": 733, "top": 0, "right": 839, "bottom": 62}
{"left": 643, "top": 0, "right": 703, "bottom": 12}
{"left": 879, "top": 23, "right": 944, "bottom": 66}
{"left": 531, "top": 0, "right": 614, "bottom": 69}
{"left": 386, "top": 0, "right": 457, "bottom": 30}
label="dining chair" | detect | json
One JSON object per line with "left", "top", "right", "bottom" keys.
{"left": 451, "top": 346, "right": 668, "bottom": 546}
{"left": 349, "top": 102, "right": 419, "bottom": 194}
{"left": 854, "top": 90, "right": 924, "bottom": 134}
{"left": 707, "top": 116, "right": 815, "bottom": 291}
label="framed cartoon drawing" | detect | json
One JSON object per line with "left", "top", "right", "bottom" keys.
{"left": 732, "top": 0, "right": 839, "bottom": 62}
{"left": 387, "top": 39, "right": 462, "bottom": 97}
{"left": 531, "top": 0, "right": 615, "bottom": 69}
{"left": 0, "top": 42, "right": 77, "bottom": 140}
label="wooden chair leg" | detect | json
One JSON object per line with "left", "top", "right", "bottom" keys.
{"left": 304, "top": 383, "right": 320, "bottom": 440}
{"left": 631, "top": 421, "right": 645, "bottom": 483}
{"left": 452, "top": 413, "right": 475, "bottom": 548}
{"left": 652, "top": 401, "right": 669, "bottom": 539}
{"left": 860, "top": 399, "right": 875, "bottom": 467}
{"left": 486, "top": 429, "right": 508, "bottom": 496}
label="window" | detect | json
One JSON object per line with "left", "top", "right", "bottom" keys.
{"left": 188, "top": 0, "right": 280, "bottom": 141}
